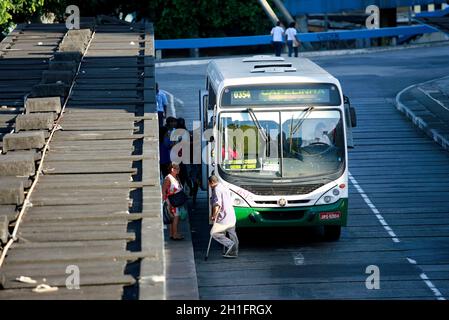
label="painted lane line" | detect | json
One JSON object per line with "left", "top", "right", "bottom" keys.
{"left": 420, "top": 273, "right": 446, "bottom": 300}
{"left": 349, "top": 172, "right": 445, "bottom": 300}
{"left": 348, "top": 172, "right": 400, "bottom": 243}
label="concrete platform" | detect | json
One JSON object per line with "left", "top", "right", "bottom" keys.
{"left": 0, "top": 153, "right": 36, "bottom": 177}
{"left": 396, "top": 76, "right": 449, "bottom": 151}
{"left": 164, "top": 208, "right": 199, "bottom": 300}
{"left": 2, "top": 131, "right": 45, "bottom": 152}
{"left": 25, "top": 97, "right": 62, "bottom": 114}
{"left": 15, "top": 113, "right": 54, "bottom": 131}
{"left": 0, "top": 178, "right": 24, "bottom": 205}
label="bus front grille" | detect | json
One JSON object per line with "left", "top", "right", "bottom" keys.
{"left": 240, "top": 184, "right": 324, "bottom": 196}
{"left": 259, "top": 210, "right": 306, "bottom": 221}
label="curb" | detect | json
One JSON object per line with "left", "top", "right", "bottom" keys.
{"left": 395, "top": 76, "right": 449, "bottom": 151}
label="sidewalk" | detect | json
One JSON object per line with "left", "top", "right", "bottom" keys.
{"left": 163, "top": 204, "right": 199, "bottom": 300}
{"left": 395, "top": 76, "right": 449, "bottom": 150}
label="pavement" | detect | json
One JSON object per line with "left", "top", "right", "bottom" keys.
{"left": 162, "top": 101, "right": 199, "bottom": 300}
{"left": 396, "top": 76, "right": 449, "bottom": 150}
{"left": 163, "top": 206, "right": 199, "bottom": 300}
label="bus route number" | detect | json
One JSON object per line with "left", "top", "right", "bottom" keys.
{"left": 233, "top": 90, "right": 251, "bottom": 100}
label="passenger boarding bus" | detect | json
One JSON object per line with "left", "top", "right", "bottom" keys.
{"left": 198, "top": 56, "right": 356, "bottom": 240}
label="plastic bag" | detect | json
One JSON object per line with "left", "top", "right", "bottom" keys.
{"left": 179, "top": 205, "right": 188, "bottom": 221}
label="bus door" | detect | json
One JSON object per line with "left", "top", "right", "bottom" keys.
{"left": 198, "top": 89, "right": 214, "bottom": 190}
{"left": 344, "top": 95, "right": 357, "bottom": 148}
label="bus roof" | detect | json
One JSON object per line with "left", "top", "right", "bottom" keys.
{"left": 207, "top": 56, "right": 339, "bottom": 92}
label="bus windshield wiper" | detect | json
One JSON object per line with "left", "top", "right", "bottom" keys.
{"left": 247, "top": 108, "right": 268, "bottom": 142}
{"left": 288, "top": 106, "right": 314, "bottom": 153}
{"left": 291, "top": 106, "right": 314, "bottom": 135}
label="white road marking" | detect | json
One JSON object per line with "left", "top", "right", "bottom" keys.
{"left": 420, "top": 273, "right": 446, "bottom": 300}
{"left": 349, "top": 172, "right": 445, "bottom": 300}
{"left": 349, "top": 172, "right": 400, "bottom": 243}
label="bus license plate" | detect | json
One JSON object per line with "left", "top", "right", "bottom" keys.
{"left": 320, "top": 212, "right": 341, "bottom": 220}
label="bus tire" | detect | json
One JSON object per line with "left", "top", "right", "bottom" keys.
{"left": 323, "top": 226, "right": 341, "bottom": 241}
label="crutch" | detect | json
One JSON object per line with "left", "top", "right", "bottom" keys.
{"left": 204, "top": 213, "right": 219, "bottom": 261}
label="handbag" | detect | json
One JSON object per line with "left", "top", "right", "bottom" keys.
{"left": 162, "top": 202, "right": 174, "bottom": 225}
{"left": 168, "top": 190, "right": 188, "bottom": 207}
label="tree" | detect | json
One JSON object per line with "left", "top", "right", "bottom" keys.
{"left": 1, "top": 0, "right": 45, "bottom": 29}
{"left": 1, "top": 0, "right": 274, "bottom": 39}
{"left": 151, "top": 0, "right": 272, "bottom": 39}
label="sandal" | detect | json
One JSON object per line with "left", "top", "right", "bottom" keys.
{"left": 172, "top": 234, "right": 184, "bottom": 240}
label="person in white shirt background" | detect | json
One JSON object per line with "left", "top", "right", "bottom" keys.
{"left": 270, "top": 21, "right": 285, "bottom": 57}
{"left": 285, "top": 22, "right": 300, "bottom": 57}
{"left": 156, "top": 82, "right": 168, "bottom": 128}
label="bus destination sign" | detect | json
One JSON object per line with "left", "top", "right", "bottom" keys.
{"left": 222, "top": 84, "right": 340, "bottom": 106}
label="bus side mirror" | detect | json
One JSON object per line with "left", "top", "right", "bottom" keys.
{"left": 349, "top": 107, "right": 357, "bottom": 128}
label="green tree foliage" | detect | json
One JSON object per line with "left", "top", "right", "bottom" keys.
{"left": 1, "top": 0, "right": 273, "bottom": 39}
{"left": 1, "top": 0, "right": 45, "bottom": 27}
{"left": 148, "top": 0, "right": 273, "bottom": 39}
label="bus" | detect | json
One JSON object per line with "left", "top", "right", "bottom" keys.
{"left": 198, "top": 56, "right": 356, "bottom": 241}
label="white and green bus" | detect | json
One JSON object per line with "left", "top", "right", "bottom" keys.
{"left": 199, "top": 56, "right": 356, "bottom": 240}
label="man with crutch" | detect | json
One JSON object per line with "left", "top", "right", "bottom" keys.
{"left": 206, "top": 175, "right": 239, "bottom": 259}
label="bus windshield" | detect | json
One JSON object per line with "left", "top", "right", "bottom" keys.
{"left": 218, "top": 109, "right": 345, "bottom": 180}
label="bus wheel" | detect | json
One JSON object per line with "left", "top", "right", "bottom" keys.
{"left": 323, "top": 226, "right": 341, "bottom": 241}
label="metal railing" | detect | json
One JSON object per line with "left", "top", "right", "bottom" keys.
{"left": 155, "top": 25, "right": 440, "bottom": 50}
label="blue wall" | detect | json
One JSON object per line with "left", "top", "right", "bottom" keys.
{"left": 284, "top": 0, "right": 448, "bottom": 14}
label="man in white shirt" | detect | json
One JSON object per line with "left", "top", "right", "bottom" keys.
{"left": 209, "top": 175, "right": 239, "bottom": 258}
{"left": 156, "top": 82, "right": 168, "bottom": 128}
{"left": 285, "top": 22, "right": 299, "bottom": 57}
{"left": 270, "top": 21, "right": 285, "bottom": 57}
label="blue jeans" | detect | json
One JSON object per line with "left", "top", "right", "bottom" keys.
{"left": 273, "top": 41, "right": 283, "bottom": 56}
{"left": 287, "top": 40, "right": 299, "bottom": 57}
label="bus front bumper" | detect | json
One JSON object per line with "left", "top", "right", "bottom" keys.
{"left": 235, "top": 198, "right": 348, "bottom": 228}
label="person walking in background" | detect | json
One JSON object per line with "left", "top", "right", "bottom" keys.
{"left": 156, "top": 82, "right": 168, "bottom": 128}
{"left": 208, "top": 175, "right": 239, "bottom": 258}
{"left": 285, "top": 22, "right": 300, "bottom": 58}
{"left": 270, "top": 21, "right": 285, "bottom": 57}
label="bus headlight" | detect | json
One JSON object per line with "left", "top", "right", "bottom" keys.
{"left": 316, "top": 186, "right": 341, "bottom": 205}
{"left": 231, "top": 191, "right": 249, "bottom": 207}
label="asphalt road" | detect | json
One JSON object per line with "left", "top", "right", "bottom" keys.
{"left": 157, "top": 43, "right": 449, "bottom": 300}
